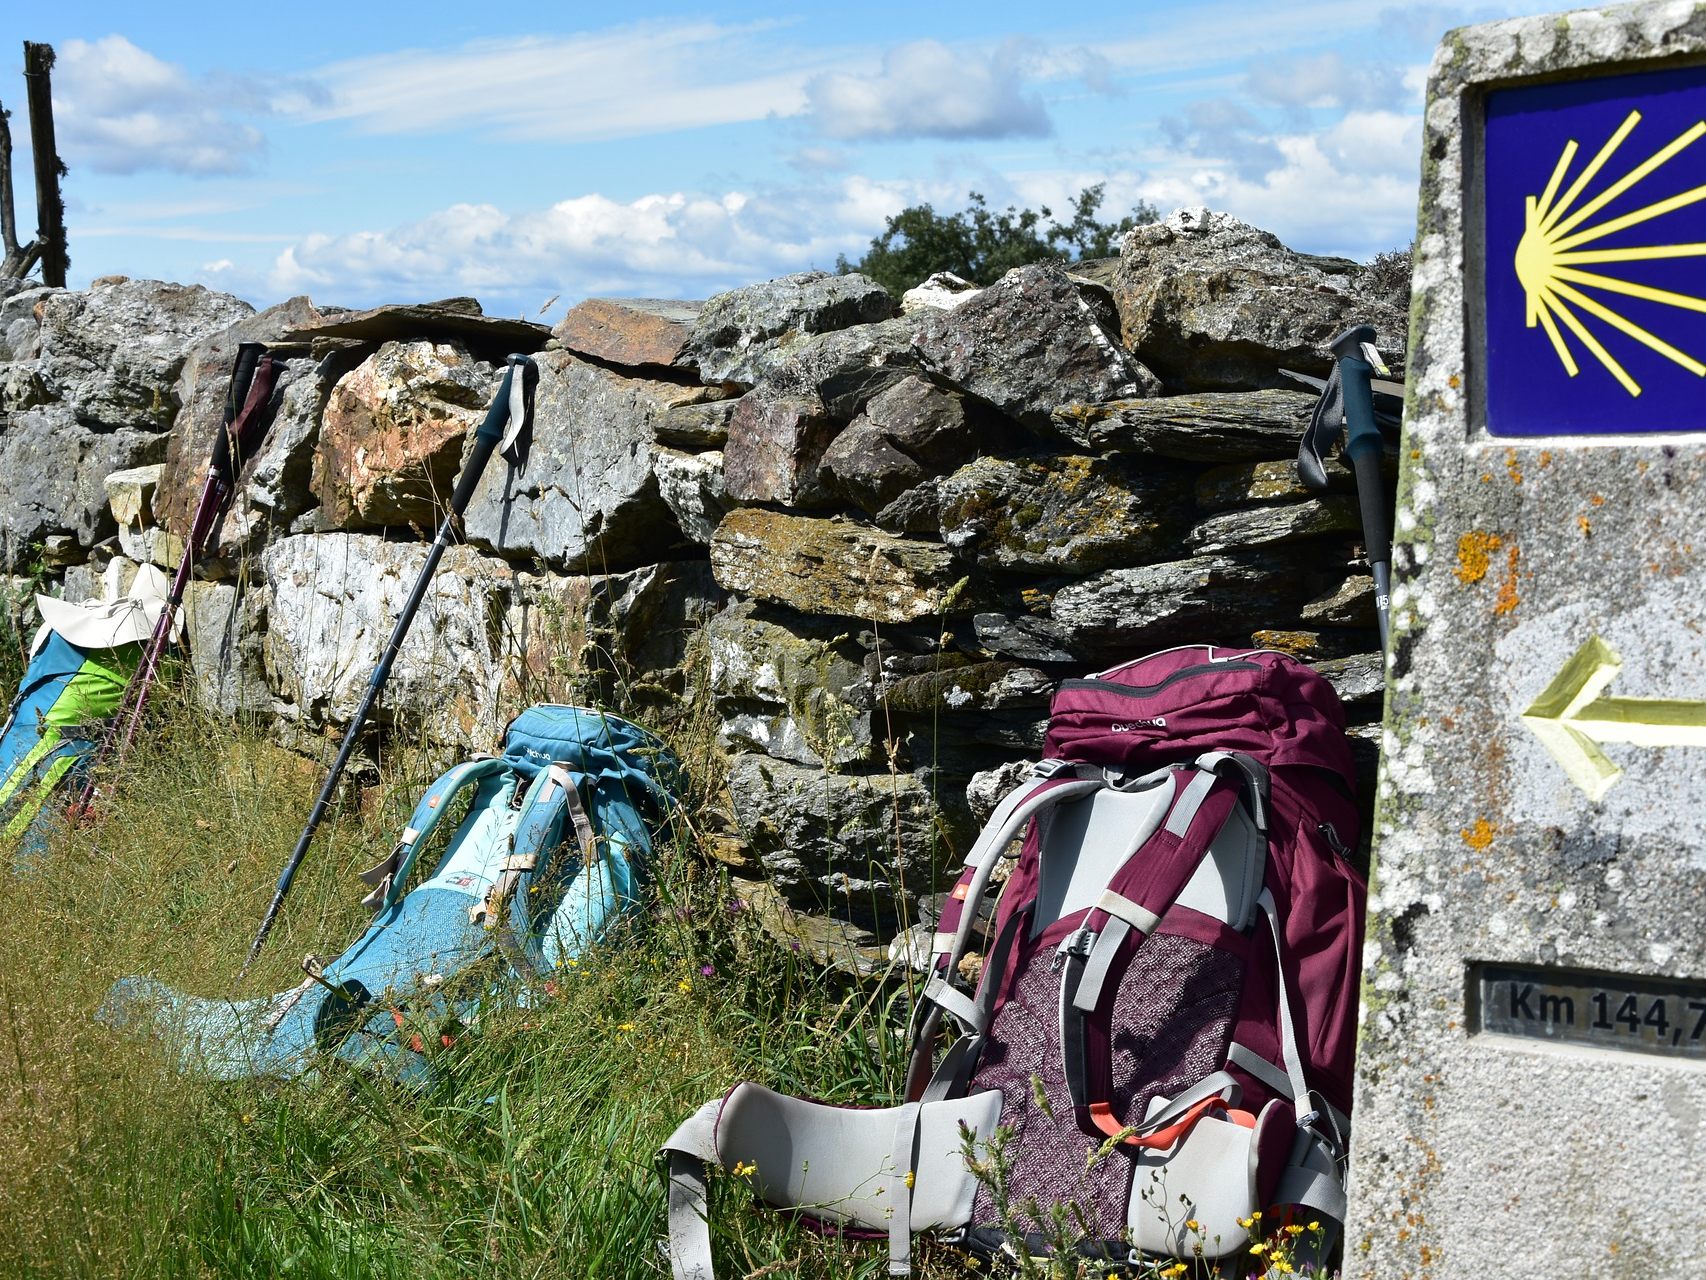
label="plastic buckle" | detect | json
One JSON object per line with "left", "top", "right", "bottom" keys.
{"left": 1028, "top": 758, "right": 1075, "bottom": 780}
{"left": 1052, "top": 927, "right": 1096, "bottom": 971}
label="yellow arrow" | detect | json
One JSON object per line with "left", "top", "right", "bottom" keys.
{"left": 1522, "top": 635, "right": 1706, "bottom": 801}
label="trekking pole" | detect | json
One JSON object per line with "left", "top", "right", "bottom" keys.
{"left": 73, "top": 342, "right": 281, "bottom": 814}
{"left": 243, "top": 354, "right": 538, "bottom": 976}
{"left": 1297, "top": 323, "right": 1394, "bottom": 652}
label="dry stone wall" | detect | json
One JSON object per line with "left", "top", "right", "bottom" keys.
{"left": 0, "top": 207, "right": 1405, "bottom": 967}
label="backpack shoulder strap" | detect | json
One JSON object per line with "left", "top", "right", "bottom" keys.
{"left": 904, "top": 761, "right": 1104, "bottom": 1101}
{"left": 357, "top": 756, "right": 511, "bottom": 912}
{"left": 1058, "top": 752, "right": 1270, "bottom": 1138}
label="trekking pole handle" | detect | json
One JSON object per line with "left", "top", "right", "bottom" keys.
{"left": 449, "top": 354, "right": 536, "bottom": 515}
{"left": 208, "top": 342, "right": 267, "bottom": 488}
{"left": 1330, "top": 325, "right": 1392, "bottom": 651}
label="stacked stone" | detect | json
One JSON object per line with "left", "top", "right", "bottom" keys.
{"left": 0, "top": 208, "right": 1406, "bottom": 966}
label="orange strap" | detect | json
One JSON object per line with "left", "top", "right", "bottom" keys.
{"left": 1088, "top": 1096, "right": 1257, "bottom": 1148}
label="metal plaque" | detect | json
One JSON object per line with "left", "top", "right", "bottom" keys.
{"left": 1472, "top": 962, "right": 1706, "bottom": 1060}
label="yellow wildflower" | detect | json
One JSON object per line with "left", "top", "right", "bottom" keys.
{"left": 677, "top": 977, "right": 693, "bottom": 994}
{"left": 1275, "top": 1262, "right": 1295, "bottom": 1274}
{"left": 1249, "top": 1242, "right": 1268, "bottom": 1256}
{"left": 903, "top": 1171, "right": 915, "bottom": 1190}
{"left": 1284, "top": 1224, "right": 1303, "bottom": 1236}
{"left": 1307, "top": 1220, "right": 1321, "bottom": 1232}
{"left": 731, "top": 1160, "right": 757, "bottom": 1178}
{"left": 618, "top": 1022, "right": 635, "bottom": 1033}
{"left": 1184, "top": 1219, "right": 1202, "bottom": 1233}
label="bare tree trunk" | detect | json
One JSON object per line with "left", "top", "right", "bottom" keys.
{"left": 22, "top": 41, "right": 65, "bottom": 288}
{"left": 0, "top": 99, "right": 42, "bottom": 280}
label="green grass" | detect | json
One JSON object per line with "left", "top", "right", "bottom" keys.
{"left": 0, "top": 684, "right": 968, "bottom": 1280}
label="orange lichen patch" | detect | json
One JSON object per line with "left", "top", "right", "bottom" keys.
{"left": 1480, "top": 472, "right": 1494, "bottom": 484}
{"left": 1504, "top": 450, "right": 1524, "bottom": 485}
{"left": 1538, "top": 450, "right": 1552, "bottom": 468}
{"left": 1494, "top": 544, "right": 1522, "bottom": 615}
{"left": 1590, "top": 493, "right": 1606, "bottom": 507}
{"left": 1577, "top": 515, "right": 1592, "bottom": 537}
{"left": 1461, "top": 818, "right": 1496, "bottom": 851}
{"left": 1454, "top": 530, "right": 1503, "bottom": 584}
{"left": 1448, "top": 374, "right": 1461, "bottom": 389}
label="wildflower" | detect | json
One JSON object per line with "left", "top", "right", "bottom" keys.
{"left": 1249, "top": 1242, "right": 1268, "bottom": 1256}
{"left": 1307, "top": 1221, "right": 1321, "bottom": 1232}
{"left": 618, "top": 1022, "right": 635, "bottom": 1033}
{"left": 677, "top": 977, "right": 693, "bottom": 994}
{"left": 1184, "top": 1219, "right": 1202, "bottom": 1233}
{"left": 1162, "top": 1265, "right": 1188, "bottom": 1278}
{"left": 1274, "top": 1261, "right": 1295, "bottom": 1274}
{"left": 731, "top": 1160, "right": 756, "bottom": 1178}
{"left": 700, "top": 964, "right": 715, "bottom": 978}
{"left": 904, "top": 1171, "right": 915, "bottom": 1189}
{"left": 1285, "top": 1224, "right": 1304, "bottom": 1236}
{"left": 1237, "top": 1217, "right": 1253, "bottom": 1230}
{"left": 241, "top": 1114, "right": 252, "bottom": 1125}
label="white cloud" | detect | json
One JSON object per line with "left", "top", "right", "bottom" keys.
{"left": 266, "top": 177, "right": 932, "bottom": 310}
{"left": 804, "top": 40, "right": 1051, "bottom": 141}
{"left": 300, "top": 22, "right": 835, "bottom": 141}
{"left": 1244, "top": 50, "right": 1403, "bottom": 110}
{"left": 53, "top": 35, "right": 304, "bottom": 176}
{"left": 1139, "top": 118, "right": 1421, "bottom": 257}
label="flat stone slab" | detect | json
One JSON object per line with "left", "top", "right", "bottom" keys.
{"left": 553, "top": 297, "right": 701, "bottom": 369}
{"left": 709, "top": 509, "right": 962, "bottom": 624}
{"left": 1051, "top": 389, "right": 1315, "bottom": 460}
{"left": 282, "top": 299, "right": 549, "bottom": 360}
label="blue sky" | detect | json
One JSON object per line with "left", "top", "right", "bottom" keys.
{"left": 9, "top": 1, "right": 1570, "bottom": 317}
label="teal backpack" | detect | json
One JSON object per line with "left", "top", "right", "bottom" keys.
{"left": 105, "top": 705, "right": 681, "bottom": 1080}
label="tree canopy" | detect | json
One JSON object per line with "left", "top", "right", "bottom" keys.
{"left": 837, "top": 184, "right": 1158, "bottom": 297}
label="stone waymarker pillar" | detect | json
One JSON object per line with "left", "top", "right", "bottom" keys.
{"left": 1348, "top": 6, "right": 1706, "bottom": 1278}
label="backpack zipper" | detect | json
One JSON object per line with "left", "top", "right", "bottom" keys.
{"left": 1058, "top": 660, "right": 1261, "bottom": 699}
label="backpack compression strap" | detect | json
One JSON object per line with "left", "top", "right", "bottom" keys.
{"left": 356, "top": 757, "right": 511, "bottom": 912}
{"left": 474, "top": 763, "right": 598, "bottom": 977}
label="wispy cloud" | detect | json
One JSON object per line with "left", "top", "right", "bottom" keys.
{"left": 53, "top": 35, "right": 316, "bottom": 177}
{"left": 804, "top": 40, "right": 1051, "bottom": 141}
{"left": 298, "top": 22, "right": 842, "bottom": 141}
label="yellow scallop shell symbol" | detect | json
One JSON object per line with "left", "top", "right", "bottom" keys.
{"left": 1514, "top": 108, "right": 1706, "bottom": 396}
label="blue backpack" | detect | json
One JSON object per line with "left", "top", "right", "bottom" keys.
{"left": 105, "top": 705, "right": 681, "bottom": 1080}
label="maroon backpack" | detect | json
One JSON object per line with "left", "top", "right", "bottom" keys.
{"left": 663, "top": 644, "right": 1367, "bottom": 1277}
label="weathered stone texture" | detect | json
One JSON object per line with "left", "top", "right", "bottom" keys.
{"left": 679, "top": 271, "right": 898, "bottom": 384}
{"left": 35, "top": 279, "right": 253, "bottom": 429}
{"left": 461, "top": 350, "right": 688, "bottom": 569}
{"left": 554, "top": 297, "right": 700, "bottom": 370}
{"left": 709, "top": 509, "right": 962, "bottom": 624}
{"left": 311, "top": 340, "right": 494, "bottom": 530}
{"left": 1052, "top": 389, "right": 1315, "bottom": 460}
{"left": 911, "top": 263, "right": 1161, "bottom": 423}
{"left": 262, "top": 532, "right": 516, "bottom": 747}
{"left": 1345, "top": 8, "right": 1706, "bottom": 1279}
{"left": 1113, "top": 207, "right": 1405, "bottom": 390}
